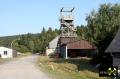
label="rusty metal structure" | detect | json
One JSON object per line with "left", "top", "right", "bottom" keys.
{"left": 60, "top": 7, "right": 77, "bottom": 37}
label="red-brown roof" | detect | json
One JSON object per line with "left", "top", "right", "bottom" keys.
{"left": 66, "top": 40, "right": 96, "bottom": 49}
{"left": 58, "top": 37, "right": 77, "bottom": 45}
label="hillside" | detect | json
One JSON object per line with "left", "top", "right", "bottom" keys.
{"left": 0, "top": 34, "right": 39, "bottom": 47}
{"left": 0, "top": 27, "right": 59, "bottom": 54}
{"left": 0, "top": 35, "right": 19, "bottom": 47}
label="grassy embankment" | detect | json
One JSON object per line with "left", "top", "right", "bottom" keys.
{"left": 0, "top": 58, "right": 12, "bottom": 64}
{"left": 38, "top": 56, "right": 110, "bottom": 79}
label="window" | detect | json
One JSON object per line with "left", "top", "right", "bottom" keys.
{"left": 4, "top": 51, "right": 7, "bottom": 55}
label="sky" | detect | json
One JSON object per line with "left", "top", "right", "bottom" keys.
{"left": 0, "top": 0, "right": 120, "bottom": 36}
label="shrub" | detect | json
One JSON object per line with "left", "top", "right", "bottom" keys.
{"left": 89, "top": 54, "right": 99, "bottom": 65}
{"left": 48, "top": 53, "right": 55, "bottom": 58}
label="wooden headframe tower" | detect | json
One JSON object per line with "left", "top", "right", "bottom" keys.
{"left": 60, "top": 7, "right": 77, "bottom": 37}
{"left": 58, "top": 7, "right": 78, "bottom": 48}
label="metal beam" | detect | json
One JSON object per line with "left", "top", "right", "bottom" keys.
{"left": 60, "top": 7, "right": 64, "bottom": 12}
{"left": 60, "top": 7, "right": 75, "bottom": 13}
{"left": 70, "top": 8, "right": 74, "bottom": 12}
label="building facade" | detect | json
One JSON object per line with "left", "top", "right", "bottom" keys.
{"left": 0, "top": 47, "right": 17, "bottom": 58}
{"left": 46, "top": 36, "right": 59, "bottom": 56}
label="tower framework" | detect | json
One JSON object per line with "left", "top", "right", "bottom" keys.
{"left": 60, "top": 7, "right": 77, "bottom": 37}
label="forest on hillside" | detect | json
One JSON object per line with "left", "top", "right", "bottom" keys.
{"left": 0, "top": 27, "right": 59, "bottom": 54}
{"left": 0, "top": 3, "right": 120, "bottom": 56}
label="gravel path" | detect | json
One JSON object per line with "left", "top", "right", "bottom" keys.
{"left": 0, "top": 55, "right": 51, "bottom": 79}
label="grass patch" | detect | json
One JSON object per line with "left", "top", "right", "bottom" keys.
{"left": 0, "top": 53, "right": 32, "bottom": 64}
{"left": 37, "top": 56, "right": 110, "bottom": 79}
{"left": 0, "top": 58, "right": 4, "bottom": 64}
{"left": 0, "top": 58, "right": 13, "bottom": 64}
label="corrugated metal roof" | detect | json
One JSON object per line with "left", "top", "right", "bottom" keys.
{"left": 66, "top": 40, "right": 96, "bottom": 49}
{"left": 58, "top": 37, "right": 77, "bottom": 46}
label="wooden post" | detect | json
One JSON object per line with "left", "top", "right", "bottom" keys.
{"left": 66, "top": 46, "right": 68, "bottom": 59}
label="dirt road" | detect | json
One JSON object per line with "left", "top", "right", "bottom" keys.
{"left": 0, "top": 55, "right": 51, "bottom": 79}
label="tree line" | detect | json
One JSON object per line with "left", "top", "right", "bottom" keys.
{"left": 76, "top": 3, "right": 120, "bottom": 64}
{"left": 2, "top": 27, "right": 59, "bottom": 54}
{"left": 77, "top": 3, "right": 120, "bottom": 55}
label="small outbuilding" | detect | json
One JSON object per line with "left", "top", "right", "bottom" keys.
{"left": 58, "top": 37, "right": 97, "bottom": 59}
{"left": 105, "top": 28, "right": 120, "bottom": 70}
{"left": 0, "top": 47, "right": 17, "bottom": 58}
{"left": 46, "top": 36, "right": 59, "bottom": 56}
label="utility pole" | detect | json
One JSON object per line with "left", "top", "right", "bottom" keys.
{"left": 11, "top": 38, "right": 20, "bottom": 53}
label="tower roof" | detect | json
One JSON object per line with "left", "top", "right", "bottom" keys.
{"left": 60, "top": 7, "right": 75, "bottom": 12}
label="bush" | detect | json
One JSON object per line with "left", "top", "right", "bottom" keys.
{"left": 17, "top": 45, "right": 30, "bottom": 53}
{"left": 89, "top": 55, "right": 99, "bottom": 65}
{"left": 48, "top": 53, "right": 55, "bottom": 58}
